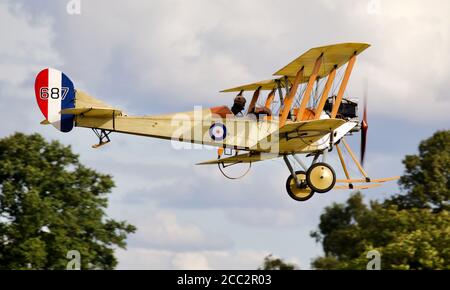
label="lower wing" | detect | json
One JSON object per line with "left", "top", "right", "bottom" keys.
{"left": 196, "top": 152, "right": 280, "bottom": 165}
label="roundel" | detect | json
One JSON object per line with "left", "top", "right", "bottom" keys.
{"left": 209, "top": 123, "right": 227, "bottom": 141}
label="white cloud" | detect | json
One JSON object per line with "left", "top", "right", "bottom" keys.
{"left": 0, "top": 2, "right": 60, "bottom": 85}
{"left": 116, "top": 248, "right": 271, "bottom": 270}
{"left": 226, "top": 208, "right": 298, "bottom": 228}
{"left": 129, "top": 211, "right": 232, "bottom": 251}
{"left": 9, "top": 0, "right": 449, "bottom": 120}
{"left": 172, "top": 252, "right": 211, "bottom": 270}
{"left": 0, "top": 1, "right": 62, "bottom": 137}
{"left": 115, "top": 248, "right": 173, "bottom": 269}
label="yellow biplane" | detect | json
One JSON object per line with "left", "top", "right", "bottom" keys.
{"left": 34, "top": 42, "right": 399, "bottom": 202}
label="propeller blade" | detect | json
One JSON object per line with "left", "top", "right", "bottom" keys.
{"left": 361, "top": 114, "right": 368, "bottom": 166}
{"left": 360, "top": 81, "right": 368, "bottom": 166}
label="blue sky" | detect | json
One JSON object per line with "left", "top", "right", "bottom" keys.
{"left": 0, "top": 0, "right": 449, "bottom": 269}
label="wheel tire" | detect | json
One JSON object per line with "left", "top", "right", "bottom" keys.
{"left": 306, "top": 162, "right": 336, "bottom": 193}
{"left": 285, "top": 170, "right": 315, "bottom": 201}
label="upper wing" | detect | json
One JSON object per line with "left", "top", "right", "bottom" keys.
{"left": 220, "top": 77, "right": 302, "bottom": 93}
{"left": 220, "top": 43, "right": 370, "bottom": 92}
{"left": 273, "top": 42, "right": 370, "bottom": 77}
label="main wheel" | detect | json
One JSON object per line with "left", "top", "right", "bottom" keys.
{"left": 306, "top": 162, "right": 336, "bottom": 193}
{"left": 285, "top": 170, "right": 315, "bottom": 201}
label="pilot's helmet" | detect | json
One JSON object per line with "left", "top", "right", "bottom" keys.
{"left": 233, "top": 95, "right": 246, "bottom": 107}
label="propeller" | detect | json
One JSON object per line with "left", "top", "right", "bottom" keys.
{"left": 360, "top": 80, "right": 368, "bottom": 166}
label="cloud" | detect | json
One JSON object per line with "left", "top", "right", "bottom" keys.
{"left": 226, "top": 208, "right": 298, "bottom": 228}
{"left": 117, "top": 162, "right": 289, "bottom": 209}
{"left": 128, "top": 211, "right": 232, "bottom": 252}
{"left": 0, "top": 1, "right": 62, "bottom": 135}
{"left": 171, "top": 252, "right": 211, "bottom": 270}
{"left": 116, "top": 248, "right": 271, "bottom": 270}
{"left": 13, "top": 0, "right": 450, "bottom": 121}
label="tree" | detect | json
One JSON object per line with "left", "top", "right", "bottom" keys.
{"left": 392, "top": 130, "right": 449, "bottom": 211}
{"left": 0, "top": 133, "right": 136, "bottom": 269}
{"left": 258, "top": 254, "right": 298, "bottom": 270}
{"left": 311, "top": 130, "right": 450, "bottom": 270}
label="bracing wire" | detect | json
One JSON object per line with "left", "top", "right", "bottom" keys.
{"left": 332, "top": 68, "right": 344, "bottom": 96}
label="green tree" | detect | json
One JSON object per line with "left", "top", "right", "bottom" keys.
{"left": 392, "top": 130, "right": 449, "bottom": 211}
{"left": 258, "top": 254, "right": 298, "bottom": 270}
{"left": 0, "top": 133, "right": 136, "bottom": 269}
{"left": 311, "top": 130, "right": 450, "bottom": 270}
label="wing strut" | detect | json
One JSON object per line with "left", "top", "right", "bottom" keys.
{"left": 315, "top": 66, "right": 337, "bottom": 119}
{"left": 280, "top": 66, "right": 304, "bottom": 127}
{"left": 276, "top": 79, "right": 284, "bottom": 105}
{"left": 247, "top": 87, "right": 261, "bottom": 114}
{"left": 264, "top": 89, "right": 276, "bottom": 109}
{"left": 330, "top": 52, "right": 357, "bottom": 118}
{"left": 296, "top": 54, "right": 323, "bottom": 121}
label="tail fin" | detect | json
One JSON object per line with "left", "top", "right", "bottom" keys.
{"left": 35, "top": 68, "right": 122, "bottom": 131}
{"left": 35, "top": 68, "right": 76, "bottom": 132}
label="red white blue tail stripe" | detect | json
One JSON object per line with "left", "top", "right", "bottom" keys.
{"left": 35, "top": 68, "right": 75, "bottom": 132}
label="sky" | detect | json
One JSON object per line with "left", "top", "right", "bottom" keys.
{"left": 0, "top": 0, "right": 449, "bottom": 269}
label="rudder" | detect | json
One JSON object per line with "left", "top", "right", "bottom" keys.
{"left": 35, "top": 68, "right": 75, "bottom": 132}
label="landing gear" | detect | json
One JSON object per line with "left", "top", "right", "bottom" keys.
{"left": 92, "top": 129, "right": 112, "bottom": 148}
{"left": 283, "top": 154, "right": 336, "bottom": 202}
{"left": 306, "top": 162, "right": 336, "bottom": 193}
{"left": 286, "top": 170, "right": 315, "bottom": 201}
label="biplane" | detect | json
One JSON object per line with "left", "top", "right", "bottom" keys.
{"left": 34, "top": 42, "right": 398, "bottom": 202}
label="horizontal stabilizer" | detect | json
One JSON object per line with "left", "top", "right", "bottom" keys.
{"left": 60, "top": 90, "right": 123, "bottom": 117}
{"left": 60, "top": 107, "right": 122, "bottom": 117}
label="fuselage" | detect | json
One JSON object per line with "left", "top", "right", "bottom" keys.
{"left": 75, "top": 108, "right": 354, "bottom": 154}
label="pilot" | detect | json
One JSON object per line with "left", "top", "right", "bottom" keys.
{"left": 231, "top": 94, "right": 246, "bottom": 116}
